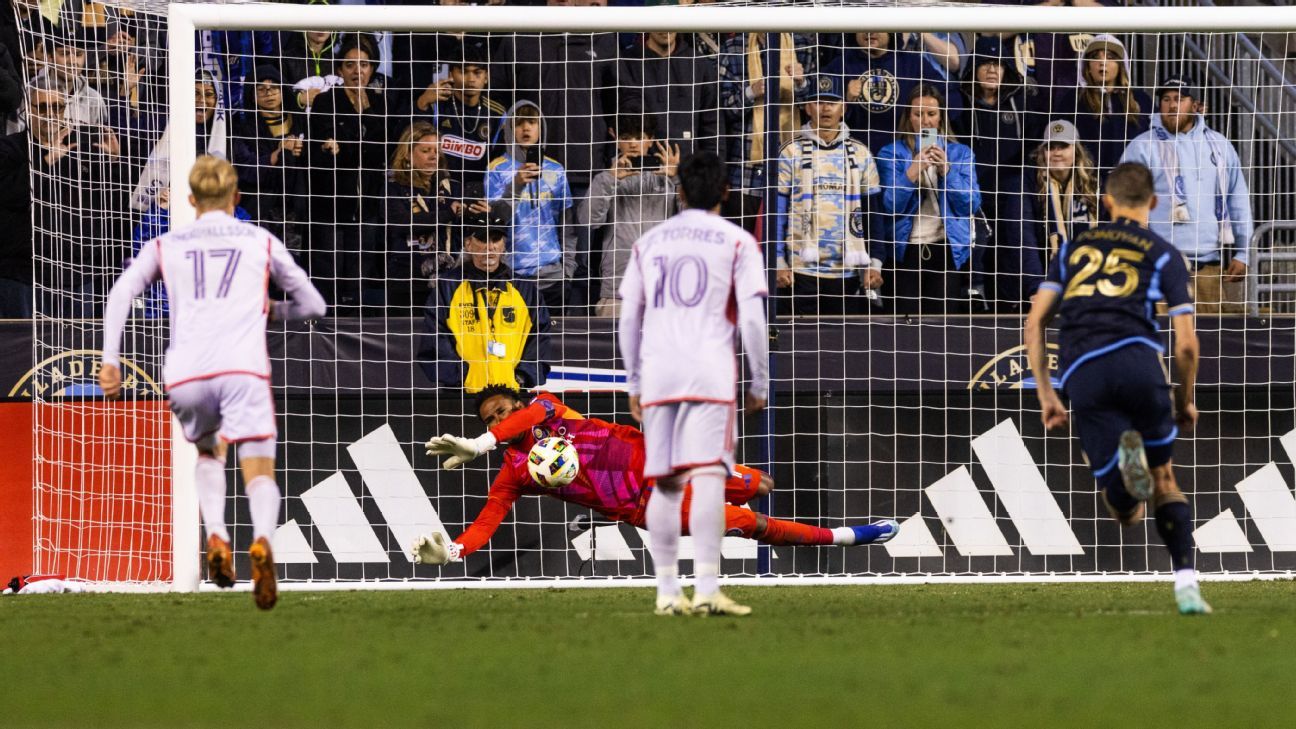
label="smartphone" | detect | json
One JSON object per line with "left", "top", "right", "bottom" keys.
{"left": 463, "top": 180, "right": 485, "bottom": 203}
{"left": 523, "top": 145, "right": 542, "bottom": 167}
{"left": 918, "top": 128, "right": 940, "bottom": 150}
{"left": 628, "top": 153, "right": 652, "bottom": 170}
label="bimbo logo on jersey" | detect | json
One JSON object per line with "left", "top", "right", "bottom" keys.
{"left": 441, "top": 134, "right": 486, "bottom": 160}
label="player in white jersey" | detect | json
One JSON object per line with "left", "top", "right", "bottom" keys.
{"left": 618, "top": 151, "right": 770, "bottom": 617}
{"left": 99, "top": 156, "right": 326, "bottom": 610}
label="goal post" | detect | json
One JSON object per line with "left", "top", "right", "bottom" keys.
{"left": 23, "top": 0, "right": 1296, "bottom": 591}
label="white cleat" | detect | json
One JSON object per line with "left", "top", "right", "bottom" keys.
{"left": 654, "top": 594, "right": 693, "bottom": 616}
{"left": 691, "top": 591, "right": 752, "bottom": 617}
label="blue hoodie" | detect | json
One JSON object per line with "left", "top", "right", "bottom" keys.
{"left": 876, "top": 136, "right": 982, "bottom": 269}
{"left": 1121, "top": 113, "right": 1252, "bottom": 265}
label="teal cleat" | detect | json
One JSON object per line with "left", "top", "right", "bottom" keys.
{"left": 1118, "top": 430, "right": 1154, "bottom": 501}
{"left": 1175, "top": 584, "right": 1213, "bottom": 615}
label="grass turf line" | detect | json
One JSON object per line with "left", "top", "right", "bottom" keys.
{"left": 2, "top": 582, "right": 1293, "bottom": 728}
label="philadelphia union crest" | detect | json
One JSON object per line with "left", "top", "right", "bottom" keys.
{"left": 858, "top": 70, "right": 899, "bottom": 114}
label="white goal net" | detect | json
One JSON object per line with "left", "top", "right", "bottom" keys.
{"left": 14, "top": 0, "right": 1296, "bottom": 588}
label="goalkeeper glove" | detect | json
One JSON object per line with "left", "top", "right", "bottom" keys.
{"left": 425, "top": 432, "right": 497, "bottom": 469}
{"left": 412, "top": 533, "right": 462, "bottom": 565}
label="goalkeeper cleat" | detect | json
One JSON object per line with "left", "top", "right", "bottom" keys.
{"left": 852, "top": 519, "right": 901, "bottom": 545}
{"left": 248, "top": 537, "right": 278, "bottom": 611}
{"left": 691, "top": 591, "right": 752, "bottom": 617}
{"left": 654, "top": 594, "right": 693, "bottom": 616}
{"left": 1175, "top": 584, "right": 1213, "bottom": 615}
{"left": 1118, "top": 430, "right": 1154, "bottom": 501}
{"left": 205, "top": 534, "right": 235, "bottom": 589}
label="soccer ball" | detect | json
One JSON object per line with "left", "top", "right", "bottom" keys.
{"left": 527, "top": 437, "right": 580, "bottom": 488}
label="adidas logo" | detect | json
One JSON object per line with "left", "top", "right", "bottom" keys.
{"left": 271, "top": 419, "right": 1296, "bottom": 566}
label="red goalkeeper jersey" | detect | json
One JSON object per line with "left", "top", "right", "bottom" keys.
{"left": 454, "top": 393, "right": 648, "bottom": 556}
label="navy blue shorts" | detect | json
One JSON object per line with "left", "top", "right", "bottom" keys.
{"left": 1063, "top": 344, "right": 1177, "bottom": 479}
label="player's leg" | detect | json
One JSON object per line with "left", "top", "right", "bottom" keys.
{"left": 719, "top": 506, "right": 900, "bottom": 546}
{"left": 239, "top": 442, "right": 279, "bottom": 611}
{"left": 169, "top": 381, "right": 236, "bottom": 588}
{"left": 641, "top": 404, "right": 689, "bottom": 615}
{"left": 724, "top": 464, "right": 771, "bottom": 506}
{"left": 672, "top": 403, "right": 750, "bottom": 616}
{"left": 221, "top": 375, "right": 281, "bottom": 611}
{"left": 1149, "top": 462, "right": 1209, "bottom": 614}
{"left": 1126, "top": 369, "right": 1209, "bottom": 615}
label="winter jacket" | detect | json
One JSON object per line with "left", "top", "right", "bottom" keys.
{"left": 493, "top": 32, "right": 620, "bottom": 188}
{"left": 1055, "top": 35, "right": 1151, "bottom": 173}
{"left": 486, "top": 101, "right": 573, "bottom": 278}
{"left": 825, "top": 34, "right": 965, "bottom": 159}
{"left": 579, "top": 168, "right": 677, "bottom": 301}
{"left": 1121, "top": 114, "right": 1253, "bottom": 264}
{"left": 617, "top": 36, "right": 720, "bottom": 156}
{"left": 419, "top": 262, "right": 550, "bottom": 393}
{"left": 998, "top": 169, "right": 1099, "bottom": 302}
{"left": 773, "top": 123, "right": 882, "bottom": 279}
{"left": 876, "top": 136, "right": 982, "bottom": 269}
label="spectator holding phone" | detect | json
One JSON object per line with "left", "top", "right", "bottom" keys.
{"left": 877, "top": 84, "right": 982, "bottom": 315}
{"left": 486, "top": 101, "right": 574, "bottom": 312}
{"left": 579, "top": 115, "right": 680, "bottom": 318}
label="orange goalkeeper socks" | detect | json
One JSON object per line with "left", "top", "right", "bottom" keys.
{"left": 759, "top": 517, "right": 834, "bottom": 546}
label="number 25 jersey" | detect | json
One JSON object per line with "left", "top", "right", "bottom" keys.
{"left": 1040, "top": 217, "right": 1193, "bottom": 387}
{"left": 619, "top": 208, "right": 769, "bottom": 406}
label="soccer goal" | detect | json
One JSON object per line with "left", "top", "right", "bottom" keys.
{"left": 19, "top": 0, "right": 1296, "bottom": 592}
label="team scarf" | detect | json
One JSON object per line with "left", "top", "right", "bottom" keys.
{"left": 1154, "top": 122, "right": 1235, "bottom": 247}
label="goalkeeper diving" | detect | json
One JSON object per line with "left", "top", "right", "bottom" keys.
{"left": 412, "top": 386, "right": 898, "bottom": 565}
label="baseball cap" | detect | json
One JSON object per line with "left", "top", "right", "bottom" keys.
{"left": 806, "top": 74, "right": 844, "bottom": 102}
{"left": 1156, "top": 75, "right": 1200, "bottom": 101}
{"left": 1043, "top": 119, "right": 1079, "bottom": 146}
{"left": 465, "top": 203, "right": 511, "bottom": 242}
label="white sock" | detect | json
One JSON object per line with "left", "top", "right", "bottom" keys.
{"left": 646, "top": 485, "right": 684, "bottom": 599}
{"left": 195, "top": 455, "right": 229, "bottom": 542}
{"left": 831, "top": 527, "right": 855, "bottom": 546}
{"left": 1174, "top": 568, "right": 1199, "bottom": 592}
{"left": 245, "top": 475, "right": 282, "bottom": 541}
{"left": 689, "top": 469, "right": 726, "bottom": 597}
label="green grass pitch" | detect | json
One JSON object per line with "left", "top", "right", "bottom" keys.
{"left": 4, "top": 582, "right": 1294, "bottom": 728}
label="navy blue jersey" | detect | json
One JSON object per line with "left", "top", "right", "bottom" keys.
{"left": 1040, "top": 218, "right": 1193, "bottom": 388}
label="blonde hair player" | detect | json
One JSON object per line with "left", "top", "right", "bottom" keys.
{"left": 99, "top": 155, "right": 326, "bottom": 610}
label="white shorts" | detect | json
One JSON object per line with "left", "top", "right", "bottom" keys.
{"left": 168, "top": 374, "right": 276, "bottom": 450}
{"left": 641, "top": 401, "right": 735, "bottom": 479}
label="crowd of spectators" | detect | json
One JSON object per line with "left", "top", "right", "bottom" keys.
{"left": 0, "top": 0, "right": 1262, "bottom": 388}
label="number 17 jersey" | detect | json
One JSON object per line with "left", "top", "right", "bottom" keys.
{"left": 1040, "top": 217, "right": 1193, "bottom": 389}
{"left": 619, "top": 208, "right": 768, "bottom": 406}
{"left": 146, "top": 211, "right": 311, "bottom": 387}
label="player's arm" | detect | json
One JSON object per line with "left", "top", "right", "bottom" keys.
{"left": 1163, "top": 251, "right": 1200, "bottom": 430}
{"left": 425, "top": 394, "right": 569, "bottom": 469}
{"left": 734, "top": 236, "right": 770, "bottom": 414}
{"left": 1170, "top": 313, "right": 1200, "bottom": 431}
{"left": 267, "top": 237, "right": 327, "bottom": 321}
{"left": 1024, "top": 283, "right": 1066, "bottom": 430}
{"left": 413, "top": 468, "right": 524, "bottom": 564}
{"left": 618, "top": 246, "right": 648, "bottom": 422}
{"left": 100, "top": 241, "right": 163, "bottom": 399}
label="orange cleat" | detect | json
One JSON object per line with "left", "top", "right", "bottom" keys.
{"left": 206, "top": 534, "right": 235, "bottom": 589}
{"left": 248, "top": 537, "right": 278, "bottom": 611}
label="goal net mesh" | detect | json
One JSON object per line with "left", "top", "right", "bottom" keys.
{"left": 16, "top": 0, "right": 1296, "bottom": 585}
